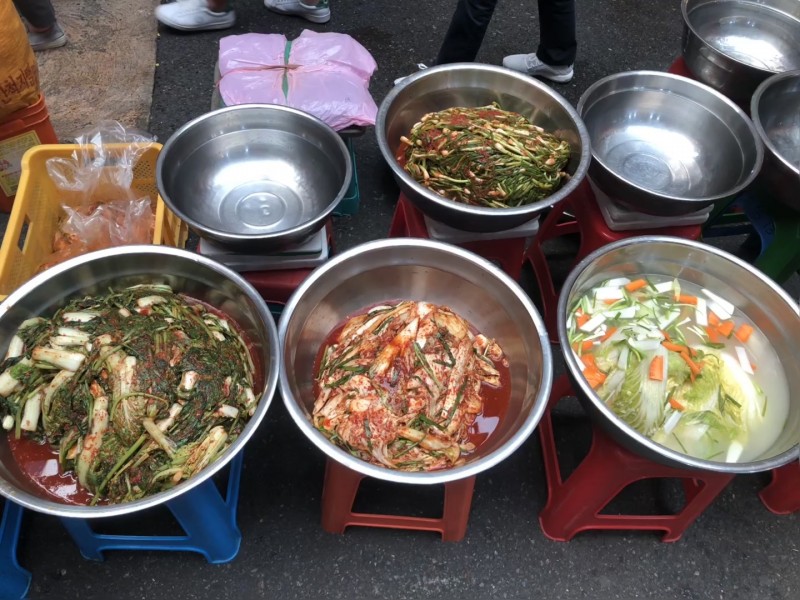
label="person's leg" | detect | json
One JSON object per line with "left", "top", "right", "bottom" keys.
{"left": 13, "top": 0, "right": 66, "bottom": 51}
{"left": 435, "top": 0, "right": 499, "bottom": 64}
{"left": 155, "top": 0, "right": 236, "bottom": 32}
{"left": 536, "top": 0, "right": 576, "bottom": 66}
{"left": 264, "top": 0, "right": 331, "bottom": 24}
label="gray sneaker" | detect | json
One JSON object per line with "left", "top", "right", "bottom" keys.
{"left": 28, "top": 22, "right": 67, "bottom": 51}
{"left": 502, "top": 53, "right": 573, "bottom": 83}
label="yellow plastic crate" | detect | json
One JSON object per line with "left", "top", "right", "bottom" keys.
{"left": 0, "top": 143, "right": 188, "bottom": 299}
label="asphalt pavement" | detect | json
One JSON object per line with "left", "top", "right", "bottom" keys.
{"left": 8, "top": 1, "right": 800, "bottom": 599}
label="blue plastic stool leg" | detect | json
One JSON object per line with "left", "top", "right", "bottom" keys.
{"left": 59, "top": 452, "right": 244, "bottom": 564}
{"left": 0, "top": 501, "right": 32, "bottom": 600}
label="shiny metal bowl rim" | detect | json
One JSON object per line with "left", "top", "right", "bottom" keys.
{"left": 0, "top": 245, "right": 280, "bottom": 517}
{"left": 278, "top": 237, "right": 554, "bottom": 484}
{"left": 376, "top": 63, "right": 592, "bottom": 219}
{"left": 751, "top": 69, "right": 800, "bottom": 177}
{"left": 577, "top": 70, "right": 765, "bottom": 203}
{"left": 557, "top": 235, "right": 800, "bottom": 474}
{"left": 156, "top": 104, "right": 352, "bottom": 246}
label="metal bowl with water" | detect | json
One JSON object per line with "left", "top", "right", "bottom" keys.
{"left": 0, "top": 246, "right": 280, "bottom": 517}
{"left": 278, "top": 238, "right": 553, "bottom": 484}
{"left": 157, "top": 104, "right": 352, "bottom": 251}
{"left": 558, "top": 236, "right": 800, "bottom": 474}
{"left": 751, "top": 70, "right": 800, "bottom": 212}
{"left": 682, "top": 0, "right": 800, "bottom": 102}
{"left": 577, "top": 71, "right": 763, "bottom": 216}
{"left": 376, "top": 63, "right": 591, "bottom": 232}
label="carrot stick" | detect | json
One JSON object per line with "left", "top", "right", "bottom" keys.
{"left": 676, "top": 294, "right": 698, "bottom": 305}
{"left": 734, "top": 323, "right": 754, "bottom": 343}
{"left": 717, "top": 320, "right": 735, "bottom": 337}
{"left": 661, "top": 330, "right": 672, "bottom": 342}
{"left": 584, "top": 367, "right": 607, "bottom": 389}
{"left": 669, "top": 398, "right": 686, "bottom": 411}
{"left": 706, "top": 326, "right": 720, "bottom": 344}
{"left": 679, "top": 351, "right": 702, "bottom": 376}
{"left": 624, "top": 279, "right": 648, "bottom": 292}
{"left": 708, "top": 312, "right": 720, "bottom": 327}
{"left": 572, "top": 340, "right": 595, "bottom": 353}
{"left": 580, "top": 354, "right": 597, "bottom": 369}
{"left": 649, "top": 356, "right": 664, "bottom": 380}
{"left": 600, "top": 326, "right": 618, "bottom": 342}
{"left": 662, "top": 341, "right": 689, "bottom": 354}
{"left": 576, "top": 312, "right": 590, "bottom": 328}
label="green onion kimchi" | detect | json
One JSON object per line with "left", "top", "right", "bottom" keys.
{"left": 399, "top": 103, "right": 571, "bottom": 208}
{"left": 0, "top": 284, "right": 258, "bottom": 505}
{"left": 313, "top": 301, "right": 507, "bottom": 471}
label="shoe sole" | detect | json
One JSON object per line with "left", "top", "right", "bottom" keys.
{"left": 157, "top": 20, "right": 235, "bottom": 31}
{"left": 266, "top": 7, "right": 331, "bottom": 23}
{"left": 538, "top": 73, "right": 573, "bottom": 84}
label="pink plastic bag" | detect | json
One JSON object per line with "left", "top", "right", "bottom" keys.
{"left": 218, "top": 30, "right": 378, "bottom": 131}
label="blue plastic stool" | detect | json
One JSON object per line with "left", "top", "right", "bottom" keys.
{"left": 59, "top": 451, "right": 244, "bottom": 564}
{"left": 0, "top": 500, "right": 32, "bottom": 600}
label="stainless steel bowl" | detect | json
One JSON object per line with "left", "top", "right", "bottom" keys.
{"left": 558, "top": 236, "right": 800, "bottom": 474}
{"left": 376, "top": 63, "right": 591, "bottom": 232}
{"left": 278, "top": 238, "right": 553, "bottom": 484}
{"left": 751, "top": 70, "right": 800, "bottom": 212}
{"left": 0, "top": 246, "right": 280, "bottom": 517}
{"left": 157, "top": 104, "right": 352, "bottom": 251}
{"left": 577, "top": 71, "right": 764, "bottom": 216}
{"left": 682, "top": 0, "right": 800, "bottom": 103}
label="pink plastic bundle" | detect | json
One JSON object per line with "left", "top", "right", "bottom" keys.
{"left": 218, "top": 30, "right": 378, "bottom": 131}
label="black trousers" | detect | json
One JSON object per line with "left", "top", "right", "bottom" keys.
{"left": 436, "top": 0, "right": 577, "bottom": 67}
{"left": 12, "top": 0, "right": 57, "bottom": 29}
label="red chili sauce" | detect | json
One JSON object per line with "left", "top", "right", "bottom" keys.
{"left": 312, "top": 302, "right": 511, "bottom": 457}
{"left": 6, "top": 294, "right": 262, "bottom": 506}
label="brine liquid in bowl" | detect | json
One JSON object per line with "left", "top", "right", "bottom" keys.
{"left": 567, "top": 276, "right": 790, "bottom": 463}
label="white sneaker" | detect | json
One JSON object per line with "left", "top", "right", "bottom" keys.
{"left": 155, "top": 0, "right": 236, "bottom": 31}
{"left": 393, "top": 63, "right": 429, "bottom": 86}
{"left": 502, "top": 53, "right": 574, "bottom": 83}
{"left": 264, "top": 0, "right": 331, "bottom": 24}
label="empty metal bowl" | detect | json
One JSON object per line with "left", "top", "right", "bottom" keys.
{"left": 577, "top": 71, "right": 763, "bottom": 216}
{"left": 682, "top": 0, "right": 800, "bottom": 103}
{"left": 558, "top": 236, "right": 800, "bottom": 474}
{"left": 376, "top": 63, "right": 591, "bottom": 232}
{"left": 0, "top": 246, "right": 279, "bottom": 517}
{"left": 278, "top": 238, "right": 553, "bottom": 484}
{"left": 157, "top": 104, "right": 351, "bottom": 251}
{"left": 751, "top": 70, "right": 800, "bottom": 212}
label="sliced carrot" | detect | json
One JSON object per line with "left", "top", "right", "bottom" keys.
{"left": 603, "top": 298, "right": 619, "bottom": 305}
{"left": 669, "top": 398, "right": 686, "bottom": 411}
{"left": 706, "top": 326, "right": 720, "bottom": 344}
{"left": 708, "top": 312, "right": 720, "bottom": 327}
{"left": 661, "top": 330, "right": 672, "bottom": 342}
{"left": 572, "top": 340, "right": 595, "bottom": 353}
{"left": 649, "top": 356, "right": 665, "bottom": 380}
{"left": 676, "top": 294, "right": 698, "bottom": 305}
{"left": 600, "top": 326, "right": 618, "bottom": 342}
{"left": 662, "top": 341, "right": 689, "bottom": 354}
{"left": 679, "top": 351, "right": 702, "bottom": 376}
{"left": 583, "top": 367, "right": 607, "bottom": 389}
{"left": 717, "top": 320, "right": 735, "bottom": 337}
{"left": 576, "top": 312, "right": 590, "bottom": 328}
{"left": 624, "top": 279, "right": 648, "bottom": 293}
{"left": 734, "top": 323, "right": 754, "bottom": 343}
{"left": 580, "top": 354, "right": 597, "bottom": 369}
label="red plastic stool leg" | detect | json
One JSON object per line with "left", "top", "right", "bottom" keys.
{"left": 320, "top": 458, "right": 476, "bottom": 541}
{"left": 759, "top": 462, "right": 800, "bottom": 515}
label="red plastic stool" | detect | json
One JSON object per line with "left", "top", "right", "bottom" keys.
{"left": 538, "top": 375, "right": 735, "bottom": 542}
{"left": 389, "top": 194, "right": 529, "bottom": 280}
{"left": 320, "top": 459, "right": 476, "bottom": 542}
{"left": 759, "top": 462, "right": 800, "bottom": 515}
{"left": 524, "top": 180, "right": 704, "bottom": 342}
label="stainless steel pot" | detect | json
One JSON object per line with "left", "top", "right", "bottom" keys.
{"left": 0, "top": 246, "right": 280, "bottom": 517}
{"left": 558, "top": 236, "right": 800, "bottom": 474}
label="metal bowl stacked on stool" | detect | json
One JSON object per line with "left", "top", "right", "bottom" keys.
{"left": 376, "top": 63, "right": 591, "bottom": 232}
{"left": 682, "top": 0, "right": 800, "bottom": 103}
{"left": 157, "top": 104, "right": 351, "bottom": 252}
{"left": 278, "top": 238, "right": 553, "bottom": 484}
{"left": 751, "top": 70, "right": 800, "bottom": 212}
{"left": 0, "top": 246, "right": 279, "bottom": 517}
{"left": 558, "top": 236, "right": 800, "bottom": 474}
{"left": 578, "top": 71, "right": 764, "bottom": 216}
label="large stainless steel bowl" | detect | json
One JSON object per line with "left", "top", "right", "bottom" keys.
{"left": 0, "top": 246, "right": 280, "bottom": 517}
{"left": 278, "top": 238, "right": 553, "bottom": 484}
{"left": 558, "top": 236, "right": 800, "bottom": 474}
{"left": 682, "top": 0, "right": 800, "bottom": 103}
{"left": 376, "top": 63, "right": 591, "bottom": 232}
{"left": 577, "top": 71, "right": 763, "bottom": 216}
{"left": 751, "top": 70, "right": 800, "bottom": 212}
{"left": 157, "top": 104, "right": 351, "bottom": 251}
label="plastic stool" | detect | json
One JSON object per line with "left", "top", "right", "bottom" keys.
{"left": 524, "top": 180, "right": 703, "bottom": 343}
{"left": 759, "top": 462, "right": 800, "bottom": 515}
{"left": 320, "top": 459, "right": 476, "bottom": 542}
{"left": 58, "top": 452, "right": 244, "bottom": 563}
{"left": 389, "top": 194, "right": 528, "bottom": 280}
{"left": 0, "top": 500, "right": 31, "bottom": 600}
{"left": 538, "top": 375, "right": 735, "bottom": 542}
